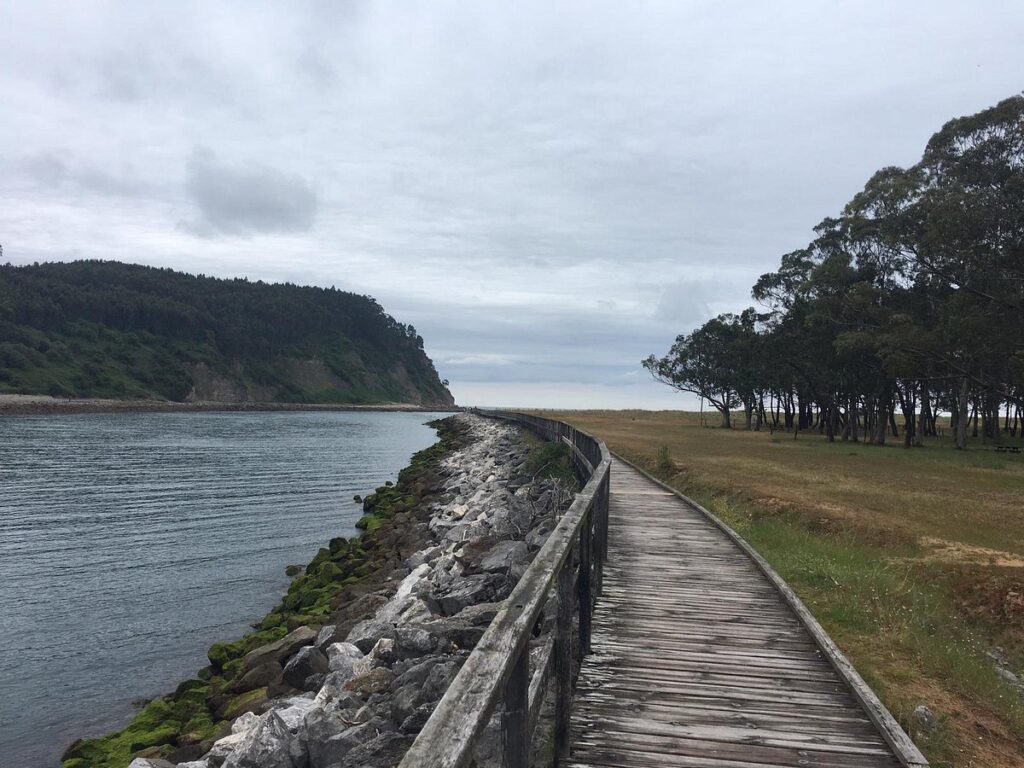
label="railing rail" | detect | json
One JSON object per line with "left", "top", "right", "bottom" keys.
{"left": 398, "top": 410, "right": 611, "bottom": 768}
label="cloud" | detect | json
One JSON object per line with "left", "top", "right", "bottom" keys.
{"left": 2, "top": 2, "right": 1024, "bottom": 405}
{"left": 20, "top": 152, "right": 149, "bottom": 198}
{"left": 183, "top": 148, "right": 317, "bottom": 236}
{"left": 654, "top": 279, "right": 718, "bottom": 329}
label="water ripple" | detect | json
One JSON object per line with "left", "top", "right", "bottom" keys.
{"left": 0, "top": 410, "right": 444, "bottom": 767}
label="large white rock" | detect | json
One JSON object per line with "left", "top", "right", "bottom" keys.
{"left": 208, "top": 731, "right": 247, "bottom": 762}
{"left": 326, "top": 641, "right": 363, "bottom": 678}
{"left": 222, "top": 710, "right": 296, "bottom": 768}
{"left": 232, "top": 711, "right": 259, "bottom": 734}
{"left": 272, "top": 694, "right": 318, "bottom": 731}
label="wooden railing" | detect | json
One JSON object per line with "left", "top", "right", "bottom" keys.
{"left": 398, "top": 411, "right": 611, "bottom": 768}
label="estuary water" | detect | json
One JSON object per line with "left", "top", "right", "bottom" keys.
{"left": 0, "top": 410, "right": 448, "bottom": 767}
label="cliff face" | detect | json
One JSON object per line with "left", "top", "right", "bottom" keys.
{"left": 0, "top": 261, "right": 455, "bottom": 407}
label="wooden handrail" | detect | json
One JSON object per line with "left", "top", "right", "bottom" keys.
{"left": 398, "top": 411, "right": 611, "bottom": 768}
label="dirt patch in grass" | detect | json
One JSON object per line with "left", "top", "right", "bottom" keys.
{"left": 954, "top": 567, "right": 1024, "bottom": 633}
{"left": 920, "top": 538, "right": 1024, "bottom": 569}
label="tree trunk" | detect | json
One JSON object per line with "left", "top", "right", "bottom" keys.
{"left": 720, "top": 404, "right": 731, "bottom": 429}
{"left": 954, "top": 377, "right": 969, "bottom": 450}
{"left": 872, "top": 398, "right": 888, "bottom": 446}
{"left": 915, "top": 382, "right": 927, "bottom": 447}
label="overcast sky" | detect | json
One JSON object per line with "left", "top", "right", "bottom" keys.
{"left": 2, "top": 2, "right": 1022, "bottom": 408}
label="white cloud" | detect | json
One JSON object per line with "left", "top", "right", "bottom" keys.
{"left": 2, "top": 1, "right": 1023, "bottom": 406}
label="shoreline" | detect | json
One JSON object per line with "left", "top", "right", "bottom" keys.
{"left": 61, "top": 413, "right": 574, "bottom": 768}
{"left": 0, "top": 394, "right": 460, "bottom": 418}
{"left": 60, "top": 416, "right": 465, "bottom": 768}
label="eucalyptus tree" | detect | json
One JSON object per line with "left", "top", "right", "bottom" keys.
{"left": 647, "top": 94, "right": 1023, "bottom": 448}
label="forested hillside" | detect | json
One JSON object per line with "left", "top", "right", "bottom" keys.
{"left": 0, "top": 261, "right": 455, "bottom": 406}
{"left": 646, "top": 94, "right": 1024, "bottom": 448}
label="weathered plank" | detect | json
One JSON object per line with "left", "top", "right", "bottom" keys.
{"left": 567, "top": 457, "right": 927, "bottom": 768}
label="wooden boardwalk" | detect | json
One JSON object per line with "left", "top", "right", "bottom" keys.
{"left": 567, "top": 458, "right": 907, "bottom": 768}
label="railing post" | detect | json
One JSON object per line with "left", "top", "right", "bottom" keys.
{"left": 503, "top": 645, "right": 529, "bottom": 768}
{"left": 594, "top": 470, "right": 610, "bottom": 596}
{"left": 553, "top": 559, "right": 573, "bottom": 764}
{"left": 578, "top": 509, "right": 593, "bottom": 655}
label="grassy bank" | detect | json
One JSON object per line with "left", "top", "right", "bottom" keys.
{"left": 62, "top": 419, "right": 460, "bottom": 768}
{"left": 543, "top": 410, "right": 1024, "bottom": 768}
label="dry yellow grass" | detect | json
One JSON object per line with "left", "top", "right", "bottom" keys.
{"left": 540, "top": 409, "right": 1024, "bottom": 768}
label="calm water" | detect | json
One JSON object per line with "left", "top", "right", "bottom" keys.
{"left": 0, "top": 411, "right": 447, "bottom": 767}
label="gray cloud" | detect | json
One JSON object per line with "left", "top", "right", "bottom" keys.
{"left": 20, "top": 152, "right": 150, "bottom": 198}
{"left": 2, "top": 1, "right": 1023, "bottom": 406}
{"left": 183, "top": 149, "right": 317, "bottom": 236}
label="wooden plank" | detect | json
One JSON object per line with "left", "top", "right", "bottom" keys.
{"left": 565, "top": 456, "right": 924, "bottom": 768}
{"left": 605, "top": 456, "right": 928, "bottom": 767}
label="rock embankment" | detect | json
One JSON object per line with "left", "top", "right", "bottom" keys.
{"left": 124, "top": 413, "right": 574, "bottom": 768}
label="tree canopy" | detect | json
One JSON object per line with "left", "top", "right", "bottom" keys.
{"left": 646, "top": 94, "right": 1024, "bottom": 447}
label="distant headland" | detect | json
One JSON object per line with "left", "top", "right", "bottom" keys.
{"left": 0, "top": 261, "right": 455, "bottom": 409}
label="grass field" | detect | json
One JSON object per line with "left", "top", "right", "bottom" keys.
{"left": 542, "top": 410, "right": 1024, "bottom": 768}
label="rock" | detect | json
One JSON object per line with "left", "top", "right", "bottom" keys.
{"left": 453, "top": 602, "right": 502, "bottom": 626}
{"left": 128, "top": 760, "right": 177, "bottom": 768}
{"left": 216, "top": 688, "right": 270, "bottom": 720}
{"left": 399, "top": 704, "right": 434, "bottom": 735}
{"left": 230, "top": 661, "right": 283, "bottom": 693}
{"left": 313, "top": 672, "right": 364, "bottom": 710}
{"left": 390, "top": 683, "right": 424, "bottom": 724}
{"left": 406, "top": 546, "right": 442, "bottom": 569}
{"left": 393, "top": 626, "right": 438, "bottom": 658}
{"left": 342, "top": 732, "right": 413, "bottom": 768}
{"left": 478, "top": 540, "right": 529, "bottom": 576}
{"left": 267, "top": 678, "right": 300, "bottom": 699}
{"left": 351, "top": 652, "right": 380, "bottom": 678}
{"left": 222, "top": 711, "right": 295, "bottom": 768}
{"left": 177, "top": 761, "right": 211, "bottom": 768}
{"left": 346, "top": 618, "right": 396, "bottom": 654}
{"left": 421, "top": 656, "right": 465, "bottom": 701}
{"left": 207, "top": 730, "right": 248, "bottom": 764}
{"left": 435, "top": 573, "right": 502, "bottom": 615}
{"left": 304, "top": 706, "right": 353, "bottom": 766}
{"left": 371, "top": 637, "right": 398, "bottom": 664}
{"left": 272, "top": 695, "right": 318, "bottom": 731}
{"left": 996, "top": 666, "right": 1021, "bottom": 685}
{"left": 326, "top": 641, "right": 364, "bottom": 678}
{"left": 243, "top": 626, "right": 318, "bottom": 670}
{"left": 525, "top": 523, "right": 551, "bottom": 551}
{"left": 391, "top": 656, "right": 444, "bottom": 689}
{"left": 314, "top": 624, "right": 337, "bottom": 651}
{"left": 232, "top": 712, "right": 260, "bottom": 734}
{"left": 306, "top": 715, "right": 384, "bottom": 767}
{"left": 304, "top": 672, "right": 327, "bottom": 692}
{"left": 282, "top": 645, "right": 329, "bottom": 689}
{"left": 913, "top": 703, "right": 939, "bottom": 734}
{"left": 346, "top": 666, "right": 395, "bottom": 697}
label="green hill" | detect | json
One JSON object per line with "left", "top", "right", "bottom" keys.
{"left": 0, "top": 260, "right": 455, "bottom": 407}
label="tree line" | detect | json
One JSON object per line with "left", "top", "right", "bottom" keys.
{"left": 645, "top": 95, "right": 1023, "bottom": 449}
